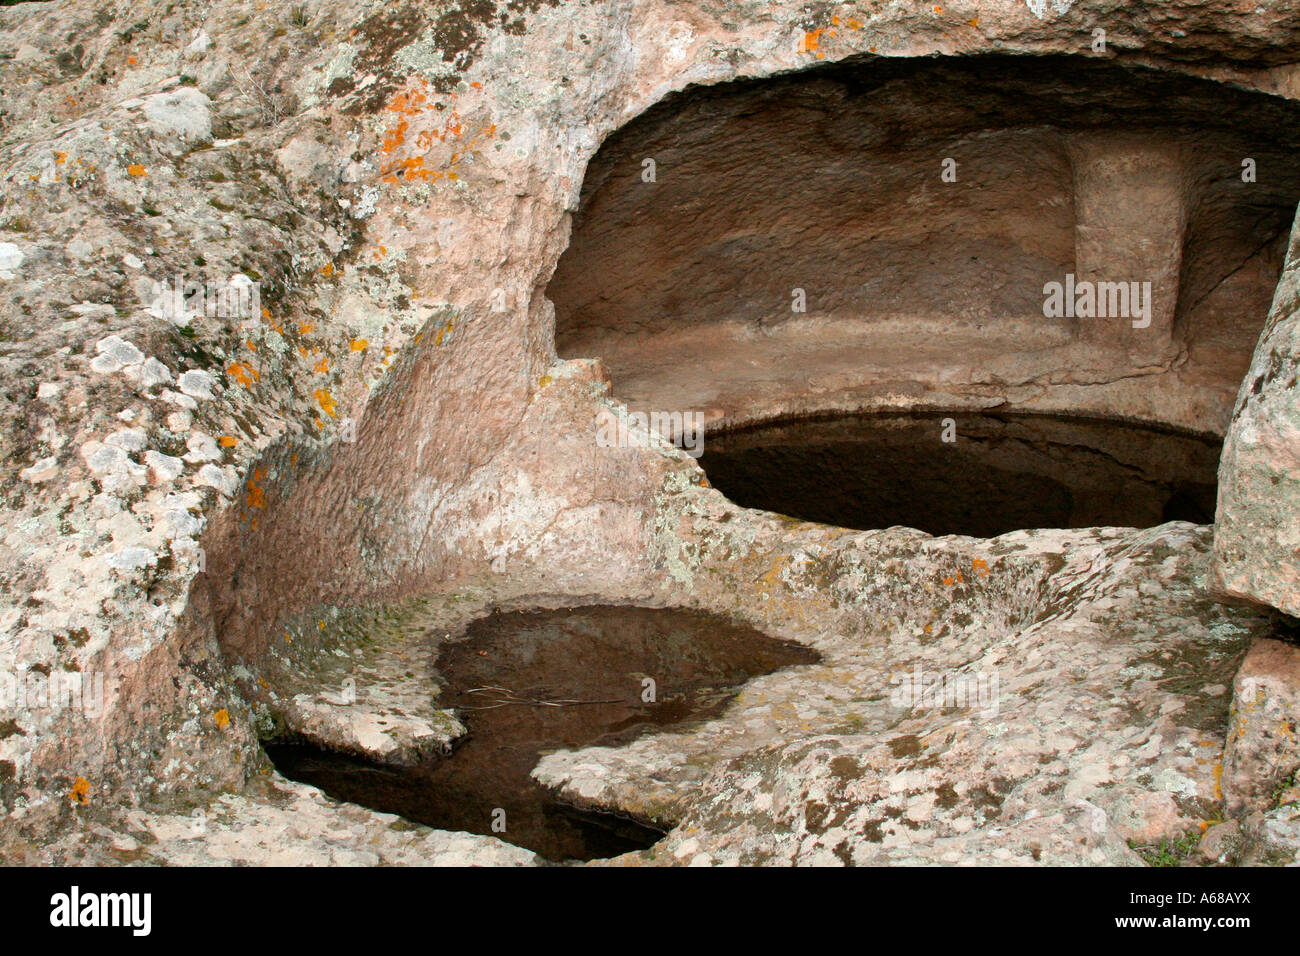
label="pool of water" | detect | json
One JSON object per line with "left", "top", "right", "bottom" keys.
{"left": 265, "top": 604, "right": 819, "bottom": 862}
{"left": 698, "top": 412, "right": 1221, "bottom": 537}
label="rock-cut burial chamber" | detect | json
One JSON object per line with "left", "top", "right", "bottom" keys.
{"left": 549, "top": 54, "right": 1300, "bottom": 530}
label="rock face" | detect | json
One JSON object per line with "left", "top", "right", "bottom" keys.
{"left": 536, "top": 516, "right": 1274, "bottom": 865}
{"left": 552, "top": 55, "right": 1300, "bottom": 434}
{"left": 1212, "top": 219, "right": 1300, "bottom": 617}
{"left": 1222, "top": 638, "right": 1300, "bottom": 816}
{"left": 0, "top": 0, "right": 1298, "bottom": 866}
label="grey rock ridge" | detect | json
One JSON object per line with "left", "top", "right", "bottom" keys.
{"left": 0, "top": 0, "right": 1296, "bottom": 865}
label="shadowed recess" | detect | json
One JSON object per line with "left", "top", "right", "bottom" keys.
{"left": 550, "top": 53, "right": 1300, "bottom": 428}
{"left": 698, "top": 412, "right": 1222, "bottom": 537}
{"left": 266, "top": 605, "right": 819, "bottom": 862}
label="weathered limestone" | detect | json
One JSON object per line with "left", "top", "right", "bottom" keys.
{"left": 536, "top": 508, "right": 1277, "bottom": 865}
{"left": 1212, "top": 211, "right": 1300, "bottom": 616}
{"left": 15, "top": 776, "right": 539, "bottom": 866}
{"left": 1069, "top": 134, "right": 1187, "bottom": 365}
{"left": 0, "top": 0, "right": 1298, "bottom": 866}
{"left": 1222, "top": 638, "right": 1300, "bottom": 816}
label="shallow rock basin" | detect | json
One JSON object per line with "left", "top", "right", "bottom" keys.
{"left": 267, "top": 605, "right": 819, "bottom": 862}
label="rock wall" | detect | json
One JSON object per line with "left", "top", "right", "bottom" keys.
{"left": 1211, "top": 208, "right": 1300, "bottom": 617}
{"left": 551, "top": 56, "right": 1300, "bottom": 433}
{"left": 0, "top": 0, "right": 1298, "bottom": 853}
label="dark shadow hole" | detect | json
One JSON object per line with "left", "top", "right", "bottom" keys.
{"left": 698, "top": 412, "right": 1223, "bottom": 537}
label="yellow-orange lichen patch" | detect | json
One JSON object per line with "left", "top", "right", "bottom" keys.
{"left": 387, "top": 87, "right": 429, "bottom": 116}
{"left": 382, "top": 119, "right": 409, "bottom": 155}
{"left": 246, "top": 481, "right": 266, "bottom": 510}
{"left": 314, "top": 388, "right": 338, "bottom": 418}
{"left": 226, "top": 362, "right": 259, "bottom": 387}
{"left": 381, "top": 156, "right": 443, "bottom": 183}
{"left": 800, "top": 28, "right": 824, "bottom": 52}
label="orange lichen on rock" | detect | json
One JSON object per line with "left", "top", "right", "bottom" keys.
{"left": 387, "top": 87, "right": 429, "bottom": 116}
{"left": 382, "top": 119, "right": 408, "bottom": 155}
{"left": 226, "top": 362, "right": 259, "bottom": 387}
{"left": 69, "top": 776, "right": 90, "bottom": 805}
{"left": 381, "top": 155, "right": 443, "bottom": 183}
{"left": 246, "top": 478, "right": 266, "bottom": 510}
{"left": 127, "top": 163, "right": 147, "bottom": 177}
{"left": 244, "top": 468, "right": 267, "bottom": 512}
{"left": 314, "top": 388, "right": 338, "bottom": 417}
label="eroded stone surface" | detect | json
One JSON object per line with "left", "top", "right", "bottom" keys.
{"left": 1222, "top": 638, "right": 1300, "bottom": 815}
{"left": 233, "top": 600, "right": 465, "bottom": 765}
{"left": 535, "top": 516, "right": 1278, "bottom": 864}
{"left": 552, "top": 56, "right": 1300, "bottom": 436}
{"left": 1212, "top": 215, "right": 1300, "bottom": 617}
{"left": 13, "top": 776, "right": 537, "bottom": 867}
{"left": 1, "top": 0, "right": 1299, "bottom": 866}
